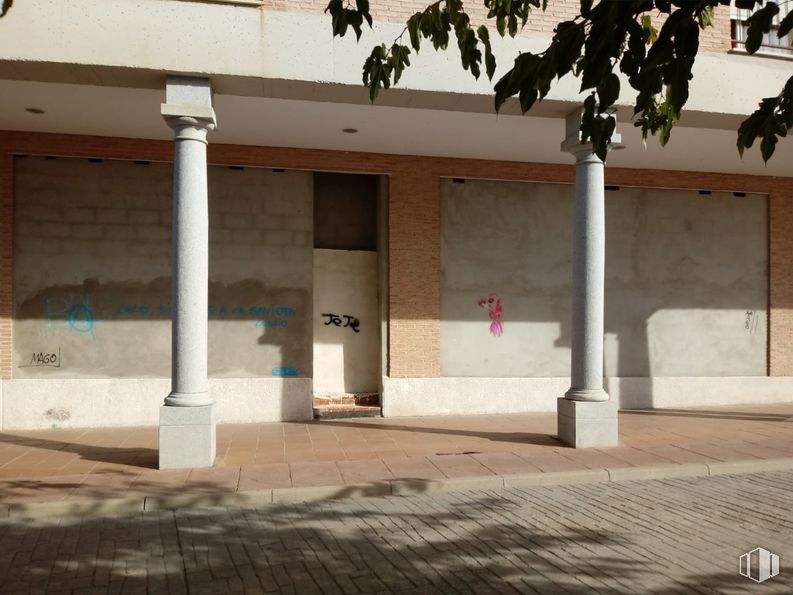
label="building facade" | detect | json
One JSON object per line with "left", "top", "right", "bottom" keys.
{"left": 0, "top": 0, "right": 791, "bottom": 435}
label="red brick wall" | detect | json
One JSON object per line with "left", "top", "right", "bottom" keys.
{"left": 0, "top": 131, "right": 787, "bottom": 380}
{"left": 0, "top": 153, "right": 12, "bottom": 379}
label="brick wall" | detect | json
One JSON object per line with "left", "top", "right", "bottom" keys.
{"left": 388, "top": 170, "right": 441, "bottom": 378}
{"left": 0, "top": 154, "right": 11, "bottom": 379}
{"left": 265, "top": 0, "right": 731, "bottom": 52}
{"left": 0, "top": 131, "right": 788, "bottom": 381}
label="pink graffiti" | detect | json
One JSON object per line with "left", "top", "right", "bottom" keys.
{"left": 477, "top": 294, "right": 503, "bottom": 337}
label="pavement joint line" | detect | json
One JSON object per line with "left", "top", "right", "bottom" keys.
{"left": 3, "top": 456, "right": 793, "bottom": 519}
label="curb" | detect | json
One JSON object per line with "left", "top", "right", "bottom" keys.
{"left": 4, "top": 457, "right": 793, "bottom": 520}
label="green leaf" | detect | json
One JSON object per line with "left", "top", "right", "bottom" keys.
{"left": 518, "top": 86, "right": 538, "bottom": 113}
{"left": 746, "top": 2, "right": 780, "bottom": 54}
{"left": 345, "top": 9, "right": 365, "bottom": 41}
{"left": 356, "top": 0, "right": 372, "bottom": 28}
{"left": 494, "top": 52, "right": 540, "bottom": 112}
{"left": 362, "top": 44, "right": 392, "bottom": 103}
{"left": 477, "top": 26, "right": 497, "bottom": 80}
{"left": 597, "top": 72, "right": 620, "bottom": 113}
{"left": 457, "top": 26, "right": 482, "bottom": 78}
{"left": 508, "top": 14, "right": 518, "bottom": 37}
{"left": 390, "top": 44, "right": 412, "bottom": 85}
{"left": 735, "top": 0, "right": 760, "bottom": 9}
{"left": 778, "top": 10, "right": 793, "bottom": 39}
{"left": 0, "top": 0, "right": 12, "bottom": 17}
{"left": 640, "top": 15, "right": 658, "bottom": 45}
{"left": 407, "top": 13, "right": 422, "bottom": 51}
{"left": 698, "top": 6, "right": 714, "bottom": 30}
{"left": 553, "top": 21, "right": 585, "bottom": 79}
{"left": 496, "top": 14, "right": 506, "bottom": 37}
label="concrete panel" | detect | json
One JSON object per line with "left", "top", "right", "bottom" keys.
{"left": 382, "top": 376, "right": 793, "bottom": 417}
{"left": 13, "top": 156, "right": 313, "bottom": 380}
{"left": 159, "top": 405, "right": 216, "bottom": 469}
{"left": 0, "top": 377, "right": 312, "bottom": 430}
{"left": 557, "top": 398, "right": 619, "bottom": 448}
{"left": 313, "top": 249, "right": 379, "bottom": 394}
{"left": 440, "top": 179, "right": 767, "bottom": 378}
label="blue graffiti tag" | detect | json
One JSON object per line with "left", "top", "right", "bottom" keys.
{"left": 272, "top": 367, "right": 299, "bottom": 377}
{"left": 46, "top": 296, "right": 96, "bottom": 340}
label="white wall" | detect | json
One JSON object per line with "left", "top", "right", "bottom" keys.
{"left": 312, "top": 249, "right": 379, "bottom": 394}
{"left": 441, "top": 179, "right": 768, "bottom": 378}
{"left": 14, "top": 156, "right": 314, "bottom": 380}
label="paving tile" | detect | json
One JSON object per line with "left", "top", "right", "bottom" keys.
{"left": 183, "top": 466, "right": 241, "bottom": 493}
{"left": 238, "top": 463, "right": 292, "bottom": 490}
{"left": 381, "top": 456, "right": 446, "bottom": 480}
{"left": 288, "top": 461, "right": 343, "bottom": 488}
{"left": 337, "top": 459, "right": 394, "bottom": 485}
{"left": 472, "top": 451, "right": 543, "bottom": 475}
{"left": 427, "top": 454, "right": 495, "bottom": 478}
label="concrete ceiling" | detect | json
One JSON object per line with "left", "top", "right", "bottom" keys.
{"left": 1, "top": 79, "right": 790, "bottom": 178}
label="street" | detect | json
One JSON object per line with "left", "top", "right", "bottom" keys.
{"left": 1, "top": 471, "right": 792, "bottom": 594}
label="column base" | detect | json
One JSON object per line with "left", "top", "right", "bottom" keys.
{"left": 159, "top": 404, "right": 216, "bottom": 469}
{"left": 164, "top": 391, "right": 213, "bottom": 407}
{"left": 557, "top": 397, "right": 618, "bottom": 448}
{"left": 564, "top": 387, "right": 609, "bottom": 402}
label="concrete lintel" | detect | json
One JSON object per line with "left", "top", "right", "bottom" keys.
{"left": 166, "top": 76, "right": 213, "bottom": 108}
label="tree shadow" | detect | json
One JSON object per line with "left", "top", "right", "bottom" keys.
{"left": 2, "top": 479, "right": 790, "bottom": 594}
{"left": 0, "top": 431, "right": 157, "bottom": 468}
{"left": 301, "top": 418, "right": 563, "bottom": 447}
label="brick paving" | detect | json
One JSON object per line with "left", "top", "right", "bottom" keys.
{"left": 1, "top": 470, "right": 792, "bottom": 593}
{"left": 0, "top": 403, "right": 792, "bottom": 505}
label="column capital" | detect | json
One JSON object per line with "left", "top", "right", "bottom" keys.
{"left": 161, "top": 76, "right": 217, "bottom": 142}
{"left": 560, "top": 107, "right": 623, "bottom": 159}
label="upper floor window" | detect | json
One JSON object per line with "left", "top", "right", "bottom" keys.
{"left": 731, "top": 3, "right": 793, "bottom": 57}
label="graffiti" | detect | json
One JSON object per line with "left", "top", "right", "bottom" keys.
{"left": 745, "top": 311, "right": 759, "bottom": 335}
{"left": 322, "top": 313, "right": 360, "bottom": 333}
{"left": 46, "top": 296, "right": 96, "bottom": 340}
{"left": 117, "top": 305, "right": 151, "bottom": 316}
{"left": 256, "top": 320, "right": 289, "bottom": 328}
{"left": 19, "top": 347, "right": 61, "bottom": 368}
{"left": 272, "top": 367, "right": 299, "bottom": 377}
{"left": 478, "top": 294, "right": 504, "bottom": 337}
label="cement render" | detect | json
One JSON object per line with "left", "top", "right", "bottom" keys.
{"left": 440, "top": 180, "right": 768, "bottom": 379}
{"left": 13, "top": 156, "right": 314, "bottom": 381}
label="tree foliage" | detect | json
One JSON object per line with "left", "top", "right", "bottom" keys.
{"left": 326, "top": 0, "right": 793, "bottom": 162}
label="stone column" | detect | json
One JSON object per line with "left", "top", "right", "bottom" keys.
{"left": 159, "top": 77, "right": 217, "bottom": 470}
{"left": 557, "top": 108, "right": 622, "bottom": 448}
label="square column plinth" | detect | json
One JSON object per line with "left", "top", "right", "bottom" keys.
{"left": 557, "top": 398, "right": 618, "bottom": 448}
{"left": 159, "top": 405, "right": 216, "bottom": 469}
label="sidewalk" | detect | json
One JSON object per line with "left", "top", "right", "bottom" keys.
{"left": 1, "top": 403, "right": 792, "bottom": 518}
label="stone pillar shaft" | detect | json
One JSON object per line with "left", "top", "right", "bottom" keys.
{"left": 166, "top": 124, "right": 211, "bottom": 405}
{"left": 159, "top": 77, "right": 218, "bottom": 470}
{"left": 567, "top": 151, "right": 608, "bottom": 402}
{"left": 557, "top": 108, "right": 621, "bottom": 448}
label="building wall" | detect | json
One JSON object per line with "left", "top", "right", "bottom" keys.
{"left": 312, "top": 249, "right": 380, "bottom": 394}
{"left": 13, "top": 156, "right": 313, "bottom": 380}
{"left": 261, "top": 0, "right": 732, "bottom": 52}
{"left": 0, "top": 131, "right": 791, "bottom": 427}
{"left": 441, "top": 180, "right": 768, "bottom": 378}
